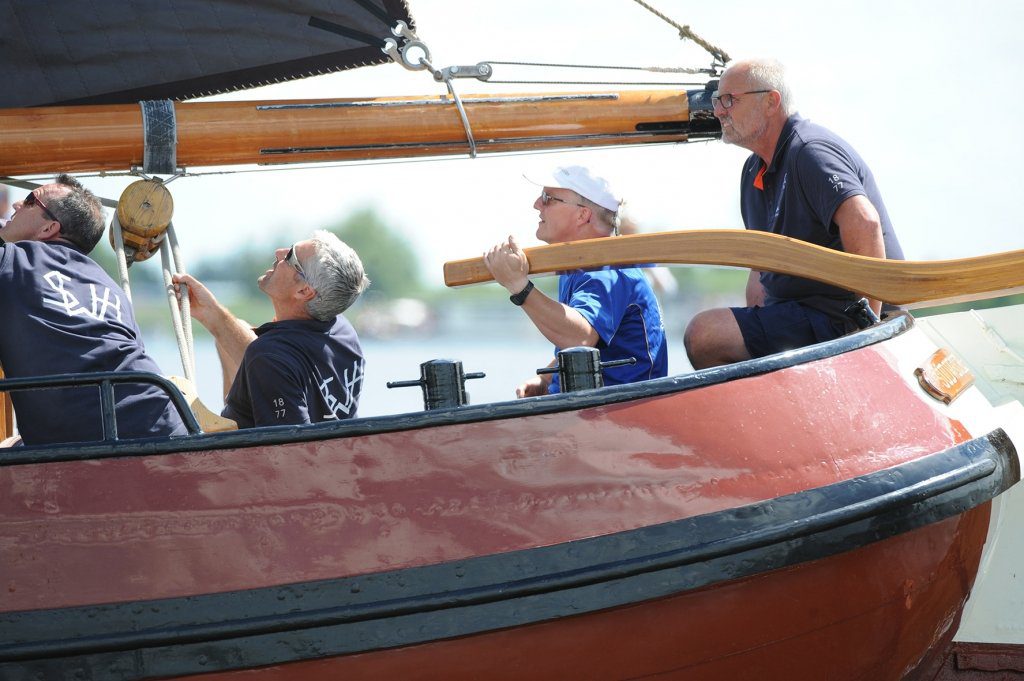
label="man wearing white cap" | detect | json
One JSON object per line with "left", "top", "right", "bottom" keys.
{"left": 484, "top": 165, "right": 668, "bottom": 397}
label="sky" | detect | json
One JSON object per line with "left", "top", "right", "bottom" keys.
{"left": 44, "top": 0, "right": 1020, "bottom": 293}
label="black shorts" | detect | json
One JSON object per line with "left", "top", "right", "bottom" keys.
{"left": 731, "top": 302, "right": 848, "bottom": 359}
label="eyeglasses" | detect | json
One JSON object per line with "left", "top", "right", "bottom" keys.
{"left": 284, "top": 245, "right": 306, "bottom": 279}
{"left": 711, "top": 89, "right": 772, "bottom": 110}
{"left": 540, "top": 190, "right": 586, "bottom": 208}
{"left": 23, "top": 191, "right": 62, "bottom": 227}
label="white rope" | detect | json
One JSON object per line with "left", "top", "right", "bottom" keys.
{"left": 630, "top": 0, "right": 730, "bottom": 65}
{"left": 166, "top": 222, "right": 195, "bottom": 372}
{"left": 159, "top": 229, "right": 195, "bottom": 383}
{"left": 109, "top": 212, "right": 133, "bottom": 304}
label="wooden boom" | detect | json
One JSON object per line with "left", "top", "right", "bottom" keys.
{"left": 0, "top": 89, "right": 715, "bottom": 176}
{"left": 443, "top": 230, "right": 1024, "bottom": 305}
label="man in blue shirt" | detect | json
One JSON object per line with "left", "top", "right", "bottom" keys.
{"left": 684, "top": 58, "right": 904, "bottom": 369}
{"left": 174, "top": 231, "right": 368, "bottom": 428}
{"left": 484, "top": 166, "right": 668, "bottom": 396}
{"left": 0, "top": 176, "right": 187, "bottom": 445}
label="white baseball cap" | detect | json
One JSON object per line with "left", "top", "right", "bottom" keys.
{"left": 524, "top": 165, "right": 621, "bottom": 212}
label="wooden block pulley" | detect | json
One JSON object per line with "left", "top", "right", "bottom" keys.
{"left": 109, "top": 179, "right": 174, "bottom": 263}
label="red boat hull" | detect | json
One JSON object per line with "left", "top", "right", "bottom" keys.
{"left": 0, "top": 317, "right": 1018, "bottom": 680}
{"left": 0, "top": 337, "right": 971, "bottom": 611}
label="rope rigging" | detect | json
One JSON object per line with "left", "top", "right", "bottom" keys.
{"left": 109, "top": 177, "right": 195, "bottom": 385}
{"left": 630, "top": 0, "right": 731, "bottom": 68}
{"left": 471, "top": 60, "right": 715, "bottom": 87}
{"left": 377, "top": 4, "right": 728, "bottom": 158}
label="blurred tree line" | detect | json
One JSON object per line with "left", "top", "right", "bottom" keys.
{"left": 188, "top": 207, "right": 425, "bottom": 299}
{"left": 94, "top": 203, "right": 757, "bottom": 307}
{"left": 93, "top": 204, "right": 772, "bottom": 339}
{"left": 94, "top": 207, "right": 428, "bottom": 331}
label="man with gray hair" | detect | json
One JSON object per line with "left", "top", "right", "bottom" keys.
{"left": 484, "top": 165, "right": 667, "bottom": 397}
{"left": 174, "top": 230, "right": 369, "bottom": 427}
{"left": 684, "top": 58, "right": 904, "bottom": 369}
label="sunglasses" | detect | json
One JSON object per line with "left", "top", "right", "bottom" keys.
{"left": 540, "top": 190, "right": 586, "bottom": 209}
{"left": 23, "top": 191, "right": 62, "bottom": 227}
{"left": 284, "top": 245, "right": 306, "bottom": 280}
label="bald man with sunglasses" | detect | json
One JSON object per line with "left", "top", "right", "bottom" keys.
{"left": 484, "top": 166, "right": 668, "bottom": 398}
{"left": 173, "top": 231, "right": 368, "bottom": 428}
{"left": 0, "top": 175, "right": 187, "bottom": 446}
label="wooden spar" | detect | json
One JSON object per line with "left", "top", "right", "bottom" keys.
{"left": 0, "top": 89, "right": 712, "bottom": 176}
{"left": 443, "top": 229, "right": 1024, "bottom": 306}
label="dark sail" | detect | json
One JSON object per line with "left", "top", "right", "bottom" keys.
{"left": 0, "top": 0, "right": 413, "bottom": 107}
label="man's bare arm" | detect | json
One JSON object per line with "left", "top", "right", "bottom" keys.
{"left": 835, "top": 195, "right": 886, "bottom": 315}
{"left": 172, "top": 273, "right": 256, "bottom": 395}
{"left": 483, "top": 236, "right": 599, "bottom": 349}
{"left": 518, "top": 290, "right": 600, "bottom": 348}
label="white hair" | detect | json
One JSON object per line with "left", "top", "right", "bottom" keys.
{"left": 302, "top": 230, "right": 370, "bottom": 321}
{"left": 731, "top": 58, "right": 794, "bottom": 115}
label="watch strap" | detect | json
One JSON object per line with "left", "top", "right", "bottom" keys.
{"left": 509, "top": 280, "right": 535, "bottom": 306}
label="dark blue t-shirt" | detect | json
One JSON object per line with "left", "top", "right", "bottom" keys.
{"left": 739, "top": 114, "right": 904, "bottom": 317}
{"left": 549, "top": 266, "right": 668, "bottom": 393}
{"left": 223, "top": 316, "right": 364, "bottom": 428}
{"left": 0, "top": 241, "right": 187, "bottom": 445}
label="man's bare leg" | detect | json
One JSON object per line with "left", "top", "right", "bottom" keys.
{"left": 684, "top": 308, "right": 752, "bottom": 369}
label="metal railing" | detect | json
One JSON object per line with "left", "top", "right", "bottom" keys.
{"left": 0, "top": 371, "right": 202, "bottom": 442}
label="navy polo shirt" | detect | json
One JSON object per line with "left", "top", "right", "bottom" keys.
{"left": 223, "top": 316, "right": 364, "bottom": 428}
{"left": 739, "top": 114, "right": 904, "bottom": 317}
{"left": 0, "top": 241, "right": 187, "bottom": 445}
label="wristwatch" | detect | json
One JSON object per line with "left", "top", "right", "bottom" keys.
{"left": 509, "top": 280, "right": 535, "bottom": 306}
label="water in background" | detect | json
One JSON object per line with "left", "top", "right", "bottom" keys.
{"left": 147, "top": 333, "right": 694, "bottom": 419}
